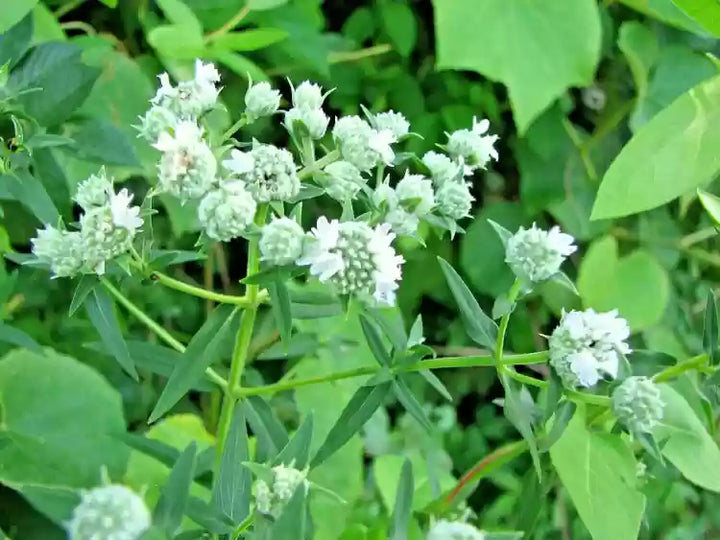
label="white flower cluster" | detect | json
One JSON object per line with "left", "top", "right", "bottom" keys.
{"left": 66, "top": 484, "right": 151, "bottom": 540}
{"left": 548, "top": 309, "right": 632, "bottom": 388}
{"left": 505, "top": 223, "right": 577, "bottom": 282}
{"left": 427, "top": 519, "right": 485, "bottom": 540}
{"left": 284, "top": 81, "right": 331, "bottom": 140}
{"left": 612, "top": 376, "right": 664, "bottom": 435}
{"left": 446, "top": 117, "right": 498, "bottom": 172}
{"left": 254, "top": 463, "right": 309, "bottom": 518}
{"left": 31, "top": 170, "right": 143, "bottom": 277}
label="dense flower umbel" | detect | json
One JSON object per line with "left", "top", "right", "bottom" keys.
{"left": 549, "top": 308, "right": 632, "bottom": 388}
{"left": 395, "top": 172, "right": 435, "bottom": 216}
{"left": 373, "top": 110, "right": 410, "bottom": 139}
{"left": 66, "top": 484, "right": 151, "bottom": 540}
{"left": 154, "top": 121, "right": 217, "bottom": 201}
{"left": 332, "top": 115, "right": 396, "bottom": 171}
{"left": 612, "top": 376, "right": 664, "bottom": 434}
{"left": 284, "top": 81, "right": 330, "bottom": 140}
{"left": 223, "top": 142, "right": 299, "bottom": 203}
{"left": 244, "top": 81, "right": 281, "bottom": 121}
{"left": 153, "top": 60, "right": 220, "bottom": 119}
{"left": 31, "top": 226, "right": 84, "bottom": 278}
{"left": 259, "top": 217, "right": 305, "bottom": 265}
{"left": 198, "top": 181, "right": 257, "bottom": 241}
{"left": 505, "top": 223, "right": 576, "bottom": 282}
{"left": 435, "top": 180, "right": 474, "bottom": 220}
{"left": 422, "top": 151, "right": 463, "bottom": 185}
{"left": 74, "top": 168, "right": 112, "bottom": 210}
{"left": 426, "top": 520, "right": 485, "bottom": 540}
{"left": 297, "top": 217, "right": 404, "bottom": 306}
{"left": 254, "top": 463, "right": 309, "bottom": 518}
{"left": 447, "top": 117, "right": 498, "bottom": 172}
{"left": 321, "top": 160, "right": 365, "bottom": 202}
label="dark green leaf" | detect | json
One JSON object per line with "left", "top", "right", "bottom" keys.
{"left": 0, "top": 13, "right": 33, "bottom": 69}
{"left": 85, "top": 286, "right": 137, "bottom": 380}
{"left": 154, "top": 442, "right": 197, "bottom": 537}
{"left": 542, "top": 370, "right": 563, "bottom": 424}
{"left": 380, "top": 2, "right": 417, "bottom": 57}
{"left": 269, "top": 482, "right": 307, "bottom": 540}
{"left": 212, "top": 405, "right": 251, "bottom": 524}
{"left": 0, "top": 0, "right": 38, "bottom": 35}
{"left": 704, "top": 290, "right": 718, "bottom": 365}
{"left": 311, "top": 381, "right": 392, "bottom": 467}
{"left": 149, "top": 304, "right": 238, "bottom": 422}
{"left": 0, "top": 321, "right": 42, "bottom": 353}
{"left": 389, "top": 459, "right": 414, "bottom": 540}
{"left": 3, "top": 171, "right": 59, "bottom": 225}
{"left": 69, "top": 275, "right": 98, "bottom": 316}
{"left": 25, "top": 134, "right": 74, "bottom": 150}
{"left": 418, "top": 369, "right": 452, "bottom": 402}
{"left": 243, "top": 395, "right": 289, "bottom": 461}
{"left": 540, "top": 400, "right": 576, "bottom": 452}
{"left": 211, "top": 28, "right": 288, "bottom": 51}
{"left": 275, "top": 412, "right": 314, "bottom": 469}
{"left": 393, "top": 376, "right": 432, "bottom": 432}
{"left": 487, "top": 219, "right": 513, "bottom": 248}
{"left": 437, "top": 256, "right": 498, "bottom": 350}
{"left": 502, "top": 376, "right": 541, "bottom": 479}
{"left": 185, "top": 496, "right": 234, "bottom": 535}
{"left": 268, "top": 279, "right": 292, "bottom": 346}
{"left": 360, "top": 314, "right": 392, "bottom": 367}
{"left": 71, "top": 119, "right": 140, "bottom": 167}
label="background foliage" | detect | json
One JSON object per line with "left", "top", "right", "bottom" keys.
{"left": 2, "top": 0, "right": 720, "bottom": 538}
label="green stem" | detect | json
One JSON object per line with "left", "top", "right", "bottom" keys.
{"left": 153, "top": 271, "right": 265, "bottom": 306}
{"left": 205, "top": 6, "right": 251, "bottom": 42}
{"left": 494, "top": 280, "right": 523, "bottom": 374}
{"left": 215, "top": 205, "right": 268, "bottom": 468}
{"left": 101, "top": 280, "right": 228, "bottom": 390}
{"left": 297, "top": 149, "right": 340, "bottom": 180}
{"left": 221, "top": 116, "right": 248, "bottom": 142}
{"left": 653, "top": 353, "right": 709, "bottom": 383}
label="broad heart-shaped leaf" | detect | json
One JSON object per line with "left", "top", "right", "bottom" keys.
{"left": 153, "top": 442, "right": 197, "bottom": 537}
{"left": 85, "top": 286, "right": 137, "bottom": 380}
{"left": 654, "top": 384, "right": 720, "bottom": 492}
{"left": 672, "top": 0, "right": 720, "bottom": 37}
{"left": 389, "top": 459, "right": 414, "bottom": 540}
{"left": 0, "top": 349, "right": 128, "bottom": 488}
{"left": 212, "top": 406, "right": 251, "bottom": 524}
{"left": 617, "top": 21, "right": 658, "bottom": 128}
{"left": 433, "top": 0, "right": 600, "bottom": 133}
{"left": 437, "top": 257, "right": 498, "bottom": 351}
{"left": 704, "top": 291, "right": 719, "bottom": 365}
{"left": 149, "top": 304, "right": 238, "bottom": 422}
{"left": 592, "top": 74, "right": 720, "bottom": 219}
{"left": 8, "top": 41, "right": 100, "bottom": 126}
{"left": 311, "top": 381, "right": 392, "bottom": 468}
{"left": 618, "top": 0, "right": 707, "bottom": 34}
{"left": 550, "top": 408, "right": 645, "bottom": 540}
{"left": 0, "top": 321, "right": 42, "bottom": 353}
{"left": 577, "top": 236, "right": 669, "bottom": 331}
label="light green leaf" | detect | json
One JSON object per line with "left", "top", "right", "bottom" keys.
{"left": 655, "top": 384, "right": 720, "bottom": 492}
{"left": 69, "top": 275, "right": 98, "bottom": 316}
{"left": 392, "top": 376, "right": 433, "bottom": 432}
{"left": 148, "top": 24, "right": 205, "bottom": 60}
{"left": 502, "top": 377, "right": 541, "bottom": 480}
{"left": 577, "top": 236, "right": 669, "bottom": 331}
{"left": 433, "top": 0, "right": 601, "bottom": 133}
{"left": 617, "top": 21, "right": 658, "bottom": 119}
{"left": 211, "top": 49, "right": 268, "bottom": 81}
{"left": 672, "top": 0, "right": 720, "bottom": 37}
{"left": 591, "top": 74, "right": 720, "bottom": 219}
{"left": 156, "top": 0, "right": 202, "bottom": 31}
{"left": 698, "top": 189, "right": 720, "bottom": 226}
{"left": 550, "top": 408, "right": 646, "bottom": 540}
{"left": 247, "top": 0, "right": 289, "bottom": 10}
{"left": 0, "top": 321, "right": 42, "bottom": 353}
{"left": 0, "top": 0, "right": 38, "bottom": 34}
{"left": 243, "top": 395, "right": 289, "bottom": 461}
{"left": 3, "top": 171, "right": 59, "bottom": 225}
{"left": 618, "top": 0, "right": 708, "bottom": 34}
{"left": 275, "top": 413, "right": 314, "bottom": 469}
{"left": 212, "top": 406, "right": 251, "bottom": 524}
{"left": 389, "top": 459, "right": 414, "bottom": 540}
{"left": 359, "top": 315, "right": 392, "bottom": 367}
{"left": 0, "top": 349, "right": 128, "bottom": 488}
{"left": 154, "top": 442, "right": 197, "bottom": 537}
{"left": 210, "top": 28, "right": 288, "bottom": 51}
{"left": 270, "top": 483, "right": 307, "bottom": 540}
{"left": 380, "top": 2, "right": 417, "bottom": 57}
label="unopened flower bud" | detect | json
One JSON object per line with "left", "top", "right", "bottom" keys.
{"left": 198, "top": 181, "right": 257, "bottom": 241}
{"left": 67, "top": 484, "right": 151, "bottom": 540}
{"left": 74, "top": 169, "right": 112, "bottom": 210}
{"left": 321, "top": 160, "right": 364, "bottom": 202}
{"left": 505, "top": 223, "right": 576, "bottom": 283}
{"left": 435, "top": 180, "right": 473, "bottom": 220}
{"left": 259, "top": 217, "right": 305, "bottom": 265}
{"left": 395, "top": 173, "right": 434, "bottom": 216}
{"left": 245, "top": 81, "right": 281, "bottom": 121}
{"left": 612, "top": 376, "right": 664, "bottom": 435}
{"left": 284, "top": 107, "right": 329, "bottom": 139}
{"left": 373, "top": 110, "right": 410, "bottom": 139}
{"left": 292, "top": 81, "right": 325, "bottom": 110}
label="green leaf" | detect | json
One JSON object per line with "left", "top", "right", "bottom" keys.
{"left": 211, "top": 49, "right": 268, "bottom": 82}
{"left": 672, "top": 0, "right": 720, "bottom": 37}
{"left": 275, "top": 413, "right": 314, "bottom": 469}
{"left": 72, "top": 119, "right": 140, "bottom": 167}
{"left": 388, "top": 459, "right": 414, "bottom": 540}
{"left": 0, "top": 0, "right": 38, "bottom": 34}
{"left": 149, "top": 304, "right": 238, "bottom": 422}
{"left": 437, "top": 256, "right": 498, "bottom": 350}
{"left": 617, "top": 21, "right": 658, "bottom": 125}
{"left": 243, "top": 395, "right": 289, "bottom": 461}
{"left": 148, "top": 24, "right": 205, "bottom": 60}
{"left": 577, "top": 236, "right": 669, "bottom": 331}
{"left": 268, "top": 279, "right": 293, "bottom": 346}
{"left": 0, "top": 321, "right": 42, "bottom": 353}
{"left": 8, "top": 42, "right": 100, "bottom": 126}
{"left": 0, "top": 13, "right": 33, "bottom": 68}
{"left": 591, "top": 74, "right": 720, "bottom": 219}
{"left": 392, "top": 376, "right": 432, "bottom": 432}
{"left": 704, "top": 291, "right": 719, "bottom": 365}
{"left": 3, "top": 171, "right": 59, "bottom": 225}
{"left": 211, "top": 29, "right": 288, "bottom": 51}
{"left": 270, "top": 483, "right": 308, "bottom": 540}
{"left": 69, "top": 275, "right": 99, "bottom": 316}
{"left": 154, "top": 442, "right": 197, "bottom": 537}
{"left": 698, "top": 189, "right": 720, "bottom": 226}
{"left": 380, "top": 2, "right": 417, "bottom": 57}
{"left": 212, "top": 405, "right": 251, "bottom": 524}
{"left": 550, "top": 408, "right": 646, "bottom": 540}
{"left": 311, "top": 381, "right": 392, "bottom": 468}
{"left": 619, "top": 0, "right": 708, "bottom": 34}
{"left": 433, "top": 0, "right": 601, "bottom": 133}
{"left": 248, "top": 0, "right": 289, "bottom": 10}
{"left": 0, "top": 349, "right": 128, "bottom": 488}
{"left": 359, "top": 314, "right": 392, "bottom": 367}
{"left": 186, "top": 496, "right": 233, "bottom": 535}
{"left": 540, "top": 400, "right": 576, "bottom": 452}
{"left": 502, "top": 376, "right": 541, "bottom": 480}
{"left": 654, "top": 384, "right": 720, "bottom": 492}
{"left": 85, "top": 286, "right": 137, "bottom": 380}
{"left": 156, "top": 0, "right": 202, "bottom": 30}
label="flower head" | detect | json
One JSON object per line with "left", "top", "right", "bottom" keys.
{"left": 260, "top": 217, "right": 305, "bottom": 265}
{"left": 422, "top": 151, "right": 462, "bottom": 185}
{"left": 284, "top": 106, "right": 329, "bottom": 139}
{"left": 435, "top": 180, "right": 474, "bottom": 220}
{"left": 333, "top": 116, "right": 397, "bottom": 171}
{"left": 254, "top": 463, "right": 309, "bottom": 518}
{"left": 74, "top": 169, "right": 113, "bottom": 210}
{"left": 373, "top": 110, "right": 410, "bottom": 139}
{"left": 612, "top": 376, "right": 664, "bottom": 435}
{"left": 224, "top": 141, "right": 299, "bottom": 203}
{"left": 505, "top": 224, "right": 576, "bottom": 282}
{"left": 31, "top": 226, "right": 84, "bottom": 278}
{"left": 447, "top": 117, "right": 498, "bottom": 171}
{"left": 291, "top": 81, "right": 326, "bottom": 110}
{"left": 549, "top": 308, "right": 631, "bottom": 388}
{"left": 321, "top": 160, "right": 365, "bottom": 202}
{"left": 137, "top": 105, "right": 176, "bottom": 143}
{"left": 66, "top": 484, "right": 151, "bottom": 540}
{"left": 110, "top": 189, "right": 143, "bottom": 231}
{"left": 245, "top": 81, "right": 281, "bottom": 121}
{"left": 427, "top": 519, "right": 485, "bottom": 540}
{"left": 198, "top": 181, "right": 257, "bottom": 241}
{"left": 395, "top": 172, "right": 435, "bottom": 216}
{"left": 150, "top": 62, "right": 220, "bottom": 120}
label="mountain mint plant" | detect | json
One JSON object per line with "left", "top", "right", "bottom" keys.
{"left": 20, "top": 56, "right": 720, "bottom": 540}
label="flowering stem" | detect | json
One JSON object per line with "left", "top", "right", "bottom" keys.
{"left": 297, "top": 149, "right": 340, "bottom": 180}
{"left": 653, "top": 353, "right": 709, "bottom": 383}
{"left": 235, "top": 351, "right": 550, "bottom": 397}
{"left": 101, "top": 279, "right": 228, "bottom": 389}
{"left": 152, "top": 270, "right": 267, "bottom": 307}
{"left": 215, "top": 205, "right": 269, "bottom": 469}
{"left": 221, "top": 116, "right": 248, "bottom": 142}
{"left": 494, "top": 279, "right": 524, "bottom": 375}
{"left": 205, "top": 6, "right": 251, "bottom": 42}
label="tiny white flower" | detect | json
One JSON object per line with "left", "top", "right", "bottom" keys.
{"left": 31, "top": 225, "right": 84, "bottom": 278}
{"left": 194, "top": 59, "right": 221, "bottom": 85}
{"left": 74, "top": 169, "right": 112, "bottom": 210}
{"left": 198, "top": 181, "right": 257, "bottom": 242}
{"left": 296, "top": 217, "right": 344, "bottom": 281}
{"left": 225, "top": 141, "right": 299, "bottom": 203}
{"left": 368, "top": 129, "right": 396, "bottom": 165}
{"left": 568, "top": 350, "right": 601, "bottom": 388}
{"left": 222, "top": 149, "right": 255, "bottom": 175}
{"left": 260, "top": 217, "right": 305, "bottom": 266}
{"left": 109, "top": 189, "right": 143, "bottom": 231}
{"left": 447, "top": 117, "right": 499, "bottom": 171}
{"left": 395, "top": 172, "right": 435, "bottom": 216}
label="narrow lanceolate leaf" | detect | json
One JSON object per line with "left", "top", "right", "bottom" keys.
{"left": 542, "top": 371, "right": 563, "bottom": 424}
{"left": 487, "top": 219, "right": 513, "bottom": 248}
{"left": 270, "top": 484, "right": 308, "bottom": 540}
{"left": 69, "top": 275, "right": 98, "bottom": 316}
{"left": 275, "top": 413, "right": 314, "bottom": 469}
{"left": 185, "top": 496, "right": 234, "bottom": 535}
{"left": 243, "top": 395, "right": 290, "bottom": 462}
{"left": 149, "top": 304, "right": 238, "bottom": 422}
{"left": 418, "top": 369, "right": 453, "bottom": 402}
{"left": 268, "top": 279, "right": 293, "bottom": 346}
{"left": 437, "top": 257, "right": 498, "bottom": 351}
{"left": 393, "top": 376, "right": 433, "bottom": 432}
{"left": 213, "top": 406, "right": 251, "bottom": 524}
{"left": 389, "top": 459, "right": 414, "bottom": 540}
{"left": 703, "top": 290, "right": 719, "bottom": 365}
{"left": 360, "top": 314, "right": 393, "bottom": 367}
{"left": 311, "top": 381, "right": 392, "bottom": 467}
{"left": 540, "top": 400, "right": 577, "bottom": 452}
{"left": 0, "top": 321, "right": 42, "bottom": 353}
{"left": 3, "top": 171, "right": 59, "bottom": 226}
{"left": 85, "top": 286, "right": 137, "bottom": 380}
{"left": 698, "top": 189, "right": 720, "bottom": 226}
{"left": 154, "top": 442, "right": 197, "bottom": 537}
{"left": 502, "top": 376, "right": 541, "bottom": 480}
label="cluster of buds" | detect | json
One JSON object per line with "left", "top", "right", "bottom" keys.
{"left": 254, "top": 462, "right": 309, "bottom": 518}
{"left": 505, "top": 223, "right": 577, "bottom": 283}
{"left": 426, "top": 519, "right": 486, "bottom": 540}
{"left": 31, "top": 169, "right": 143, "bottom": 277}
{"left": 66, "top": 484, "right": 150, "bottom": 540}
{"left": 612, "top": 376, "right": 664, "bottom": 435}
